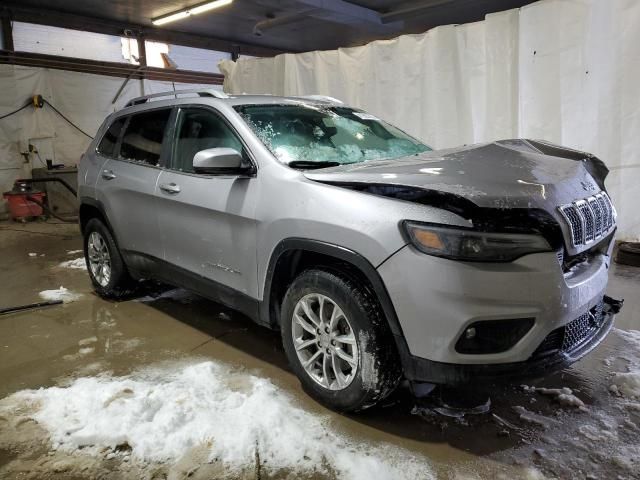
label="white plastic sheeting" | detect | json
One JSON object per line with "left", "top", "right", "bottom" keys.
{"left": 0, "top": 63, "right": 218, "bottom": 214}
{"left": 220, "top": 0, "right": 640, "bottom": 241}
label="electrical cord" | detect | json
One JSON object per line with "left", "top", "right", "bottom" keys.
{"left": 42, "top": 99, "right": 94, "bottom": 139}
{"left": 0, "top": 102, "right": 31, "bottom": 120}
{"left": 0, "top": 98, "right": 94, "bottom": 139}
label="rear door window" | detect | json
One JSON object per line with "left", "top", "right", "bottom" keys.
{"left": 119, "top": 109, "right": 172, "bottom": 166}
{"left": 96, "top": 117, "right": 126, "bottom": 158}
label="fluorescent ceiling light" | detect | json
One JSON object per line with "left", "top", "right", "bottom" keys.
{"left": 153, "top": 11, "right": 190, "bottom": 26}
{"left": 152, "top": 0, "right": 233, "bottom": 26}
{"left": 190, "top": 0, "right": 232, "bottom": 15}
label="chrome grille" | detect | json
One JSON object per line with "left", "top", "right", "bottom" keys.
{"left": 558, "top": 192, "right": 616, "bottom": 247}
{"left": 596, "top": 195, "right": 610, "bottom": 229}
{"left": 588, "top": 197, "right": 603, "bottom": 235}
{"left": 602, "top": 193, "right": 615, "bottom": 229}
{"left": 559, "top": 204, "right": 584, "bottom": 246}
{"left": 576, "top": 201, "right": 595, "bottom": 243}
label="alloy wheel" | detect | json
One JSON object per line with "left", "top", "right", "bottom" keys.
{"left": 87, "top": 231, "right": 112, "bottom": 287}
{"left": 291, "top": 293, "right": 359, "bottom": 390}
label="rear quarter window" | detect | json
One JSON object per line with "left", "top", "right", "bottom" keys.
{"left": 96, "top": 117, "right": 126, "bottom": 158}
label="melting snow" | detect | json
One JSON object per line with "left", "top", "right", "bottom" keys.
{"left": 512, "top": 406, "right": 559, "bottom": 429}
{"left": 0, "top": 361, "right": 432, "bottom": 480}
{"left": 609, "top": 329, "right": 640, "bottom": 399}
{"left": 66, "top": 250, "right": 83, "bottom": 255}
{"left": 500, "top": 328, "right": 640, "bottom": 478}
{"left": 610, "top": 372, "right": 640, "bottom": 398}
{"left": 39, "top": 286, "right": 82, "bottom": 303}
{"left": 58, "top": 257, "right": 87, "bottom": 270}
{"left": 78, "top": 337, "right": 98, "bottom": 347}
{"left": 521, "top": 385, "right": 587, "bottom": 411}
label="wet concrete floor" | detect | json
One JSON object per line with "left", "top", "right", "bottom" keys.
{"left": 0, "top": 221, "right": 639, "bottom": 479}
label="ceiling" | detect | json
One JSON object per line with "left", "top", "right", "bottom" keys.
{"left": 5, "top": 0, "right": 537, "bottom": 54}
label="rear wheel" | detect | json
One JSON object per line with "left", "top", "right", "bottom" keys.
{"left": 281, "top": 268, "right": 401, "bottom": 412}
{"left": 83, "top": 218, "right": 137, "bottom": 299}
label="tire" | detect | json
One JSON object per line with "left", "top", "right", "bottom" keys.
{"left": 281, "top": 268, "right": 401, "bottom": 412}
{"left": 83, "top": 218, "right": 137, "bottom": 299}
{"left": 616, "top": 242, "right": 640, "bottom": 267}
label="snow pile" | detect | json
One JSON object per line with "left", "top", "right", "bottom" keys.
{"left": 78, "top": 337, "right": 97, "bottom": 346}
{"left": 39, "top": 286, "right": 82, "bottom": 303}
{"left": 61, "top": 337, "right": 98, "bottom": 361}
{"left": 611, "top": 373, "right": 640, "bottom": 398}
{"left": 58, "top": 257, "right": 87, "bottom": 270}
{"left": 3, "top": 361, "right": 432, "bottom": 480}
{"left": 609, "top": 329, "right": 640, "bottom": 399}
{"left": 522, "top": 385, "right": 587, "bottom": 411}
{"left": 512, "top": 406, "right": 559, "bottom": 429}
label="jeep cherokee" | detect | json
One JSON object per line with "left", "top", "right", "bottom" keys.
{"left": 78, "top": 89, "right": 622, "bottom": 412}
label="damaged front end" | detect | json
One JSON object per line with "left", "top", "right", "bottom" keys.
{"left": 402, "top": 295, "right": 623, "bottom": 385}
{"left": 308, "top": 179, "right": 616, "bottom": 274}
{"left": 305, "top": 138, "right": 618, "bottom": 278}
{"left": 304, "top": 139, "right": 624, "bottom": 384}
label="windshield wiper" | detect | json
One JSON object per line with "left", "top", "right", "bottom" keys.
{"left": 287, "top": 160, "right": 343, "bottom": 170}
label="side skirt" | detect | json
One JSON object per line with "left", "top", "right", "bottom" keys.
{"left": 122, "top": 250, "right": 262, "bottom": 324}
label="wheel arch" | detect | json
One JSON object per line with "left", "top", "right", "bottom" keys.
{"left": 260, "top": 239, "right": 405, "bottom": 341}
{"left": 79, "top": 197, "right": 114, "bottom": 235}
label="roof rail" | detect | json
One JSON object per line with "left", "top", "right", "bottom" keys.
{"left": 293, "top": 95, "right": 343, "bottom": 104}
{"left": 125, "top": 89, "right": 229, "bottom": 107}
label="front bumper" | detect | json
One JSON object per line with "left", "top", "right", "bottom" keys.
{"left": 378, "top": 238, "right": 618, "bottom": 381}
{"left": 399, "top": 296, "right": 621, "bottom": 384}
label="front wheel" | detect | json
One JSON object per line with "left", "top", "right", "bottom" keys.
{"left": 281, "top": 268, "right": 401, "bottom": 412}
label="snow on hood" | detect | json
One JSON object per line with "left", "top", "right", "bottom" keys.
{"left": 304, "top": 139, "right": 607, "bottom": 211}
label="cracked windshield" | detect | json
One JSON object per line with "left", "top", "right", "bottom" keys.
{"left": 235, "top": 103, "right": 431, "bottom": 168}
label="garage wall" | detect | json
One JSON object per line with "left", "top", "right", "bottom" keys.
{"left": 0, "top": 63, "right": 219, "bottom": 216}
{"left": 220, "top": 0, "right": 640, "bottom": 241}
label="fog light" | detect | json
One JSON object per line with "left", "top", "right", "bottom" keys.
{"left": 455, "top": 318, "right": 535, "bottom": 354}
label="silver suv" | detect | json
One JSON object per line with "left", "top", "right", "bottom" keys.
{"left": 78, "top": 89, "right": 622, "bottom": 411}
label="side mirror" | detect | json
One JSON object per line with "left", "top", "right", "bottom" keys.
{"left": 192, "top": 148, "right": 247, "bottom": 174}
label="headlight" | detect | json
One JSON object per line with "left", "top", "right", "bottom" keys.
{"left": 402, "top": 221, "right": 552, "bottom": 262}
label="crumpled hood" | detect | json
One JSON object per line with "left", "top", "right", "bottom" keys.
{"left": 304, "top": 139, "right": 608, "bottom": 211}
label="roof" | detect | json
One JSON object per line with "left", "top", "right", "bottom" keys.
{"left": 122, "top": 90, "right": 344, "bottom": 109}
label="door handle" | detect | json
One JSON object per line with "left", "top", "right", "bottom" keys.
{"left": 159, "top": 182, "right": 181, "bottom": 194}
{"left": 101, "top": 169, "right": 116, "bottom": 180}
